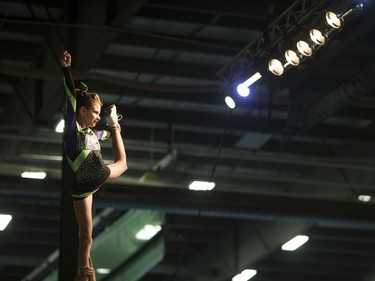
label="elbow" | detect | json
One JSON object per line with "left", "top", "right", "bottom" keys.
{"left": 123, "top": 163, "right": 128, "bottom": 173}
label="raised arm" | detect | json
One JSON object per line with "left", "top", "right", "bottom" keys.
{"left": 60, "top": 50, "right": 75, "bottom": 97}
{"left": 60, "top": 50, "right": 77, "bottom": 135}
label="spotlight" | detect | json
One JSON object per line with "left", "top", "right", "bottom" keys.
{"left": 225, "top": 96, "right": 236, "bottom": 109}
{"left": 296, "top": 28, "right": 327, "bottom": 57}
{"left": 309, "top": 12, "right": 342, "bottom": 47}
{"left": 325, "top": 11, "right": 341, "bottom": 29}
{"left": 285, "top": 49, "right": 300, "bottom": 66}
{"left": 297, "top": 3, "right": 364, "bottom": 59}
{"left": 268, "top": 58, "right": 284, "bottom": 76}
{"left": 236, "top": 72, "right": 262, "bottom": 96}
{"left": 324, "top": 4, "right": 363, "bottom": 30}
{"left": 268, "top": 50, "right": 301, "bottom": 76}
{"left": 309, "top": 29, "right": 326, "bottom": 45}
{"left": 296, "top": 40, "right": 313, "bottom": 57}
{"left": 236, "top": 83, "right": 250, "bottom": 97}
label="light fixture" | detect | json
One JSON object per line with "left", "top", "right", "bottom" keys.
{"left": 236, "top": 83, "right": 250, "bottom": 97}
{"left": 325, "top": 11, "right": 342, "bottom": 29}
{"left": 324, "top": 4, "right": 363, "bottom": 31}
{"left": 21, "top": 171, "right": 47, "bottom": 179}
{"left": 224, "top": 96, "right": 236, "bottom": 109}
{"left": 236, "top": 72, "right": 262, "bottom": 96}
{"left": 189, "top": 180, "right": 215, "bottom": 191}
{"left": 0, "top": 214, "right": 12, "bottom": 231}
{"left": 268, "top": 3, "right": 363, "bottom": 77}
{"left": 281, "top": 235, "right": 309, "bottom": 251}
{"left": 268, "top": 49, "right": 302, "bottom": 76}
{"left": 135, "top": 224, "right": 162, "bottom": 240}
{"left": 296, "top": 40, "right": 313, "bottom": 57}
{"left": 296, "top": 28, "right": 327, "bottom": 57}
{"left": 358, "top": 194, "right": 371, "bottom": 202}
{"left": 232, "top": 269, "right": 257, "bottom": 281}
{"left": 96, "top": 268, "right": 111, "bottom": 274}
{"left": 309, "top": 28, "right": 326, "bottom": 45}
{"left": 268, "top": 58, "right": 284, "bottom": 76}
{"left": 55, "top": 118, "right": 64, "bottom": 133}
{"left": 285, "top": 49, "right": 301, "bottom": 66}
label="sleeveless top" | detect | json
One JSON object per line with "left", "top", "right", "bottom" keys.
{"left": 62, "top": 67, "right": 110, "bottom": 199}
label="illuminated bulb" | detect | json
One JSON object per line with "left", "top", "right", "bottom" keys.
{"left": 225, "top": 96, "right": 236, "bottom": 109}
{"left": 326, "top": 11, "right": 341, "bottom": 29}
{"left": 268, "top": 58, "right": 284, "bottom": 75}
{"left": 296, "top": 40, "right": 312, "bottom": 56}
{"left": 309, "top": 29, "right": 326, "bottom": 45}
{"left": 285, "top": 50, "right": 300, "bottom": 66}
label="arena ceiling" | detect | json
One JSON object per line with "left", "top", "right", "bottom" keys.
{"left": 1, "top": 0, "right": 375, "bottom": 281}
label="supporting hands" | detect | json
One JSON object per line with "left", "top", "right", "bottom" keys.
{"left": 60, "top": 50, "right": 71, "bottom": 68}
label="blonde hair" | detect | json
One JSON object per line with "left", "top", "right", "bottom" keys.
{"left": 77, "top": 92, "right": 103, "bottom": 111}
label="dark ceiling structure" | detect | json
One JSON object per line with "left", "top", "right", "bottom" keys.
{"left": 1, "top": 0, "right": 375, "bottom": 281}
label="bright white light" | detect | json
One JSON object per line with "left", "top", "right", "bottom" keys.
{"left": 189, "top": 181, "right": 215, "bottom": 191}
{"left": 358, "top": 194, "right": 372, "bottom": 202}
{"left": 55, "top": 119, "right": 65, "bottom": 133}
{"left": 309, "top": 29, "right": 326, "bottom": 45}
{"left": 135, "top": 224, "right": 162, "bottom": 240}
{"left": 268, "top": 58, "right": 284, "bottom": 75}
{"left": 296, "top": 40, "right": 312, "bottom": 56}
{"left": 285, "top": 50, "right": 300, "bottom": 66}
{"left": 0, "top": 214, "right": 12, "bottom": 231}
{"left": 243, "top": 72, "right": 262, "bottom": 87}
{"left": 282, "top": 235, "right": 309, "bottom": 251}
{"left": 236, "top": 84, "right": 250, "bottom": 97}
{"left": 21, "top": 171, "right": 47, "bottom": 179}
{"left": 232, "top": 269, "right": 257, "bottom": 281}
{"left": 96, "top": 268, "right": 111, "bottom": 274}
{"left": 326, "top": 11, "right": 341, "bottom": 29}
{"left": 225, "top": 96, "right": 236, "bottom": 109}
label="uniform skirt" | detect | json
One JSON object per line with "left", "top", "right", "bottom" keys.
{"left": 71, "top": 151, "right": 110, "bottom": 200}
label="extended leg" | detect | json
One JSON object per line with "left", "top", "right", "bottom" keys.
{"left": 104, "top": 104, "right": 127, "bottom": 179}
{"left": 107, "top": 126, "right": 127, "bottom": 178}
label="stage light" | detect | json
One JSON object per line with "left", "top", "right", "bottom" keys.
{"left": 325, "top": 11, "right": 341, "bottom": 29}
{"left": 236, "top": 72, "right": 262, "bottom": 97}
{"left": 225, "top": 96, "right": 236, "bottom": 109}
{"left": 285, "top": 49, "right": 300, "bottom": 66}
{"left": 243, "top": 72, "right": 262, "bottom": 87}
{"left": 325, "top": 4, "right": 363, "bottom": 30}
{"left": 295, "top": 3, "right": 363, "bottom": 59}
{"left": 268, "top": 58, "right": 284, "bottom": 76}
{"left": 268, "top": 50, "right": 302, "bottom": 76}
{"left": 309, "top": 28, "right": 326, "bottom": 45}
{"left": 296, "top": 40, "right": 313, "bottom": 57}
{"left": 236, "top": 83, "right": 250, "bottom": 97}
{"left": 0, "top": 214, "right": 12, "bottom": 231}
{"left": 296, "top": 28, "right": 326, "bottom": 57}
{"left": 218, "top": 2, "right": 364, "bottom": 100}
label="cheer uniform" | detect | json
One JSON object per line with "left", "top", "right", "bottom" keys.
{"left": 62, "top": 67, "right": 110, "bottom": 200}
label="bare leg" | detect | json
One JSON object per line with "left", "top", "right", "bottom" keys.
{"left": 107, "top": 127, "right": 127, "bottom": 179}
{"left": 73, "top": 196, "right": 93, "bottom": 271}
